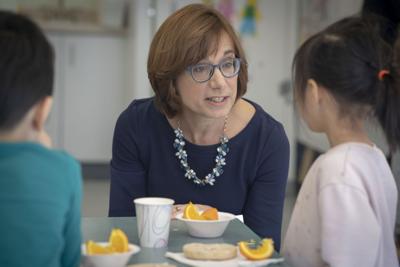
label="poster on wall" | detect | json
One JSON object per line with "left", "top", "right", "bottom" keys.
{"left": 239, "top": 0, "right": 261, "bottom": 37}
{"left": 169, "top": 0, "right": 262, "bottom": 39}
{"left": 217, "top": 0, "right": 235, "bottom": 23}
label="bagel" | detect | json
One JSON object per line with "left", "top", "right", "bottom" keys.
{"left": 183, "top": 243, "right": 237, "bottom": 260}
{"left": 127, "top": 264, "right": 176, "bottom": 267}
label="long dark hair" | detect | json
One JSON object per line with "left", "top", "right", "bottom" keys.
{"left": 293, "top": 16, "right": 400, "bottom": 152}
{"left": 361, "top": 0, "right": 400, "bottom": 45}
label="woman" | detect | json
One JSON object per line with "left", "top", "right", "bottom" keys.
{"left": 109, "top": 3, "right": 289, "bottom": 249}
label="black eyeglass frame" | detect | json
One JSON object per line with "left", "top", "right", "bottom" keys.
{"left": 185, "top": 58, "right": 241, "bottom": 83}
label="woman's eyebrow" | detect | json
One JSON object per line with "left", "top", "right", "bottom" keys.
{"left": 224, "top": 49, "right": 235, "bottom": 56}
{"left": 200, "top": 50, "right": 235, "bottom": 64}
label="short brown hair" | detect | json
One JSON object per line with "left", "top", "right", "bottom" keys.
{"left": 147, "top": 4, "right": 248, "bottom": 118}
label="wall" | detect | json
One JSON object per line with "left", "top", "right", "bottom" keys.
{"left": 127, "top": 0, "right": 154, "bottom": 100}
{"left": 241, "top": 0, "right": 298, "bottom": 180}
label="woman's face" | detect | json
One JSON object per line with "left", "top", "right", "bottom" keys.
{"left": 175, "top": 31, "right": 238, "bottom": 120}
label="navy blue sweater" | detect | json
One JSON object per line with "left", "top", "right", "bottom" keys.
{"left": 109, "top": 97, "right": 289, "bottom": 249}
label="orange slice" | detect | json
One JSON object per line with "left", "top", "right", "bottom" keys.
{"left": 109, "top": 228, "right": 129, "bottom": 252}
{"left": 183, "top": 202, "right": 204, "bottom": 220}
{"left": 201, "top": 208, "right": 219, "bottom": 220}
{"left": 238, "top": 238, "right": 274, "bottom": 260}
{"left": 86, "top": 240, "right": 115, "bottom": 255}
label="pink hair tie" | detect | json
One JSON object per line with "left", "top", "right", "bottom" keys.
{"left": 378, "top": 69, "right": 389, "bottom": 81}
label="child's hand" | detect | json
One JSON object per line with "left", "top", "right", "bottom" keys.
{"left": 38, "top": 130, "right": 52, "bottom": 148}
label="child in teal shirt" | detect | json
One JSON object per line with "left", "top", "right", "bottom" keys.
{"left": 0, "top": 11, "right": 82, "bottom": 267}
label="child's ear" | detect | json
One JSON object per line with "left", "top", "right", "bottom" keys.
{"left": 306, "top": 79, "right": 320, "bottom": 105}
{"left": 32, "top": 96, "right": 53, "bottom": 131}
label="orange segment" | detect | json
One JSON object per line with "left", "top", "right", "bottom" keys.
{"left": 86, "top": 240, "right": 115, "bottom": 255}
{"left": 201, "top": 208, "right": 219, "bottom": 220}
{"left": 238, "top": 238, "right": 274, "bottom": 260}
{"left": 183, "top": 202, "right": 204, "bottom": 220}
{"left": 109, "top": 228, "right": 129, "bottom": 252}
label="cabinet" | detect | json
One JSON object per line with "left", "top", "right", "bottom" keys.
{"left": 46, "top": 33, "right": 128, "bottom": 162}
{"left": 0, "top": 0, "right": 129, "bottom": 162}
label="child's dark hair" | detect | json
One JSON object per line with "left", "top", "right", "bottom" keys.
{"left": 293, "top": 16, "right": 400, "bottom": 152}
{"left": 0, "top": 10, "right": 54, "bottom": 131}
{"left": 361, "top": 0, "right": 400, "bottom": 45}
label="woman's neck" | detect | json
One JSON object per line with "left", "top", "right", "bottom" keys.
{"left": 178, "top": 115, "right": 227, "bottom": 145}
{"left": 167, "top": 99, "right": 255, "bottom": 145}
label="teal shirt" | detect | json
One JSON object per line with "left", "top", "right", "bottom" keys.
{"left": 0, "top": 142, "right": 82, "bottom": 267}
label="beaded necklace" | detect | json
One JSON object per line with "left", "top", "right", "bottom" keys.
{"left": 173, "top": 117, "right": 229, "bottom": 186}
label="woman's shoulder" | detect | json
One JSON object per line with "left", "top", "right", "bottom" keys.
{"left": 114, "top": 97, "right": 168, "bottom": 144}
{"left": 231, "top": 98, "right": 287, "bottom": 142}
{"left": 245, "top": 99, "right": 285, "bottom": 129}
{"left": 117, "top": 97, "right": 160, "bottom": 128}
{"left": 125, "top": 97, "right": 157, "bottom": 116}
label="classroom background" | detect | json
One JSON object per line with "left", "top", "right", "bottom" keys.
{"left": 1, "top": 0, "right": 398, "bottom": 245}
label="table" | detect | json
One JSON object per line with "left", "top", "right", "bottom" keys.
{"left": 82, "top": 217, "right": 291, "bottom": 266}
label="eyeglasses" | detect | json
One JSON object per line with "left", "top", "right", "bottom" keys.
{"left": 186, "top": 58, "right": 241, "bottom": 83}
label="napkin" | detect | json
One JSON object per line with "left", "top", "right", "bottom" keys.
{"left": 165, "top": 252, "right": 284, "bottom": 267}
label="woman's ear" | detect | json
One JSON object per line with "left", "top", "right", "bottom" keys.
{"left": 32, "top": 96, "right": 53, "bottom": 131}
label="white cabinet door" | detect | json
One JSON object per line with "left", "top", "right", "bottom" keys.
{"left": 47, "top": 33, "right": 127, "bottom": 162}
{"left": 46, "top": 34, "right": 66, "bottom": 150}
{"left": 63, "top": 35, "right": 126, "bottom": 162}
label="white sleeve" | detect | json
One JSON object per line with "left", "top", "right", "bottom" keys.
{"left": 318, "top": 183, "right": 380, "bottom": 267}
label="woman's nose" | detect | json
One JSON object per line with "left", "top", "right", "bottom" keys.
{"left": 208, "top": 67, "right": 226, "bottom": 88}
